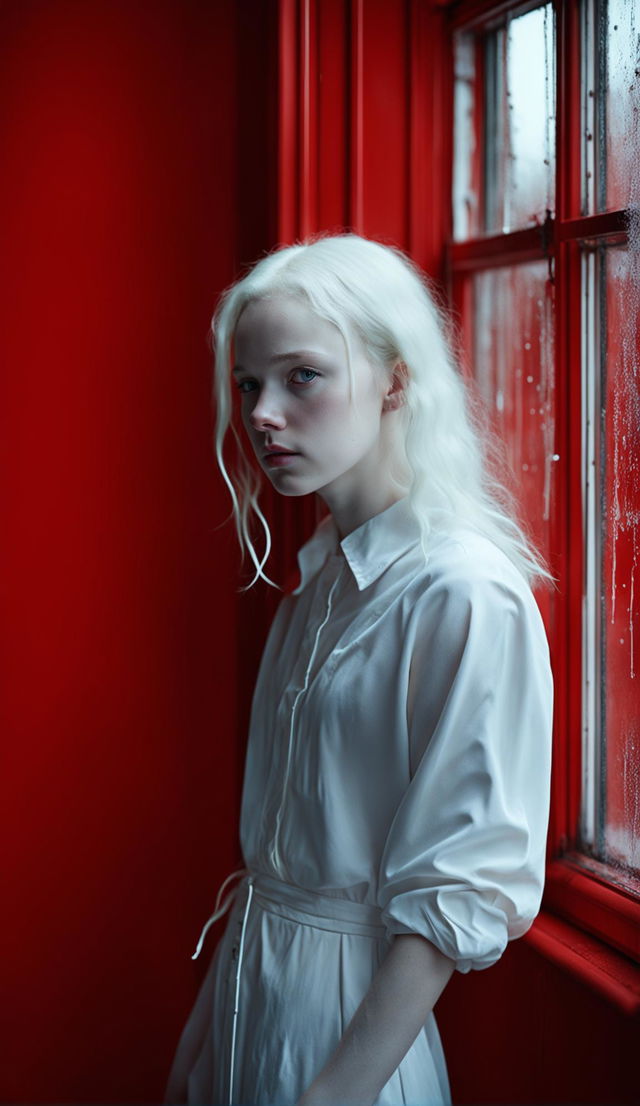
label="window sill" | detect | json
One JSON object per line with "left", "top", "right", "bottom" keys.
{"left": 523, "top": 910, "right": 640, "bottom": 1015}
{"left": 544, "top": 857, "right": 640, "bottom": 962}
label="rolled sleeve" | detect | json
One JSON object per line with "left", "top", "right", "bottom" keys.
{"left": 377, "top": 566, "right": 554, "bottom": 974}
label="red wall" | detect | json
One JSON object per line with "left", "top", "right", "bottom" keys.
{"left": 0, "top": 1, "right": 248, "bottom": 1100}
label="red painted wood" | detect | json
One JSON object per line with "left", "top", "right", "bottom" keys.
{"left": 278, "top": 0, "right": 299, "bottom": 244}
{"left": 450, "top": 225, "right": 548, "bottom": 268}
{"left": 317, "top": 0, "right": 350, "bottom": 231}
{"left": 409, "top": 0, "right": 454, "bottom": 279}
{"left": 558, "top": 0, "right": 582, "bottom": 223}
{"left": 408, "top": 0, "right": 433, "bottom": 264}
{"left": 557, "top": 208, "right": 629, "bottom": 241}
{"left": 561, "top": 235, "right": 585, "bottom": 860}
{"left": 550, "top": 0, "right": 577, "bottom": 866}
{"left": 357, "top": 0, "right": 410, "bottom": 245}
{"left": 450, "top": 0, "right": 543, "bottom": 31}
{"left": 545, "top": 859, "right": 640, "bottom": 963}
{"left": 299, "top": 0, "right": 319, "bottom": 236}
{"left": 349, "top": 0, "right": 365, "bottom": 230}
{"left": 524, "top": 913, "right": 640, "bottom": 1015}
{"left": 544, "top": 233, "right": 573, "bottom": 861}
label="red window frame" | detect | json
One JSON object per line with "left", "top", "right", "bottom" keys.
{"left": 443, "top": 0, "right": 640, "bottom": 987}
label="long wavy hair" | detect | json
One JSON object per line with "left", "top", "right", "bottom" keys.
{"left": 211, "top": 232, "right": 555, "bottom": 591}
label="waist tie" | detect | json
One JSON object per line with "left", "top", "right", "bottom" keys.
{"left": 191, "top": 867, "right": 249, "bottom": 961}
{"left": 252, "top": 871, "right": 388, "bottom": 938}
{"left": 191, "top": 867, "right": 254, "bottom": 1106}
{"left": 192, "top": 868, "right": 389, "bottom": 958}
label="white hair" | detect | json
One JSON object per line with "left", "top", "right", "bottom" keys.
{"left": 211, "top": 231, "right": 556, "bottom": 591}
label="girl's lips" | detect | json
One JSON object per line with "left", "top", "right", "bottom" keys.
{"left": 264, "top": 451, "right": 300, "bottom": 467}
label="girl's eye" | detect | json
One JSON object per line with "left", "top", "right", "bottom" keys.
{"left": 290, "top": 368, "right": 318, "bottom": 385}
{"left": 235, "top": 379, "right": 258, "bottom": 394}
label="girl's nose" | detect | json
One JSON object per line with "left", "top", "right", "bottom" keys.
{"left": 248, "top": 393, "right": 286, "bottom": 432}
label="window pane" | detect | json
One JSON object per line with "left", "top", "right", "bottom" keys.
{"left": 453, "top": 4, "right": 556, "bottom": 238}
{"left": 453, "top": 32, "right": 480, "bottom": 240}
{"left": 582, "top": 241, "right": 640, "bottom": 879}
{"left": 470, "top": 261, "right": 556, "bottom": 612}
{"left": 584, "top": 0, "right": 640, "bottom": 214}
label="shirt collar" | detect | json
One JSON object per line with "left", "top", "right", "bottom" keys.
{"left": 293, "top": 496, "right": 423, "bottom": 594}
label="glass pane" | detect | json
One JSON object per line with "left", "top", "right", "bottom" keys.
{"left": 581, "top": 242, "right": 640, "bottom": 879}
{"left": 453, "top": 32, "right": 480, "bottom": 240}
{"left": 584, "top": 0, "right": 640, "bottom": 214}
{"left": 470, "top": 261, "right": 556, "bottom": 615}
{"left": 453, "top": 4, "right": 556, "bottom": 239}
{"left": 485, "top": 4, "right": 556, "bottom": 234}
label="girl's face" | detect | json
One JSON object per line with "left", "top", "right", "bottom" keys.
{"left": 232, "top": 294, "right": 404, "bottom": 519}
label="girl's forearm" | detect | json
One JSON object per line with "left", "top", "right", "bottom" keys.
{"left": 296, "top": 934, "right": 455, "bottom": 1106}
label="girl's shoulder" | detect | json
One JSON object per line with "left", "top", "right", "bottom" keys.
{"left": 403, "top": 526, "right": 550, "bottom": 666}
{"left": 413, "top": 520, "right": 543, "bottom": 623}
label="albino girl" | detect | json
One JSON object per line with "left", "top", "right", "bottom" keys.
{"left": 164, "top": 233, "right": 554, "bottom": 1106}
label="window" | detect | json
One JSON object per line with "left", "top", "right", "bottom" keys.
{"left": 448, "top": 0, "right": 640, "bottom": 967}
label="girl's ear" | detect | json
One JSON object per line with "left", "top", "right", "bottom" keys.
{"left": 382, "top": 360, "right": 409, "bottom": 412}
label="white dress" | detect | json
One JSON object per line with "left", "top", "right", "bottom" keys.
{"left": 166, "top": 497, "right": 554, "bottom": 1106}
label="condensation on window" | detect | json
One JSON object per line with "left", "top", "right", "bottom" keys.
{"left": 485, "top": 3, "right": 556, "bottom": 234}
{"left": 584, "top": 0, "right": 640, "bottom": 214}
{"left": 472, "top": 261, "right": 556, "bottom": 588}
{"left": 452, "top": 32, "right": 477, "bottom": 240}
{"left": 452, "top": 3, "right": 556, "bottom": 238}
{"left": 601, "top": 0, "right": 640, "bottom": 213}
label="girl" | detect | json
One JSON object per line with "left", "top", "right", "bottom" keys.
{"left": 164, "top": 233, "right": 554, "bottom": 1106}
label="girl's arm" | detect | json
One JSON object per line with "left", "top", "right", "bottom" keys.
{"left": 296, "top": 933, "right": 455, "bottom": 1106}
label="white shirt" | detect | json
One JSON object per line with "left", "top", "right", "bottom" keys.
{"left": 170, "top": 496, "right": 554, "bottom": 1104}
{"left": 239, "top": 495, "right": 554, "bottom": 973}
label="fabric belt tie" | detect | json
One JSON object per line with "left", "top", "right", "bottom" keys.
{"left": 191, "top": 867, "right": 253, "bottom": 1106}
{"left": 192, "top": 868, "right": 388, "bottom": 960}
{"left": 252, "top": 871, "right": 388, "bottom": 938}
{"left": 191, "top": 867, "right": 249, "bottom": 961}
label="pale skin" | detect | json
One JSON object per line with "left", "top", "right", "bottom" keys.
{"left": 232, "top": 293, "right": 410, "bottom": 538}
{"left": 296, "top": 935, "right": 455, "bottom": 1106}
{"left": 232, "top": 293, "right": 457, "bottom": 1106}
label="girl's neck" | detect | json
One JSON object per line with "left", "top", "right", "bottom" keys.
{"left": 318, "top": 481, "right": 410, "bottom": 541}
